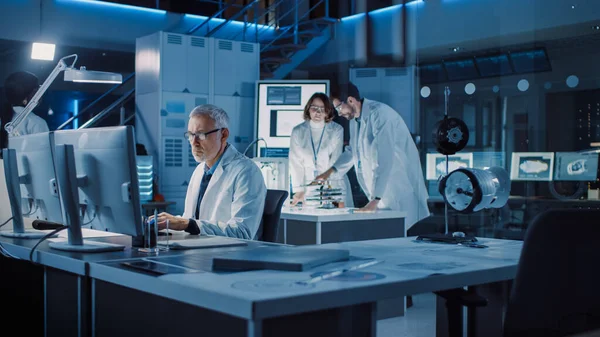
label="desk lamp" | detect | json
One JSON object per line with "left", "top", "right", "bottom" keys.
{"left": 4, "top": 54, "right": 122, "bottom": 137}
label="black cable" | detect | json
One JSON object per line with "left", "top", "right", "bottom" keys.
{"left": 0, "top": 217, "right": 16, "bottom": 259}
{"left": 0, "top": 216, "right": 13, "bottom": 229}
{"left": 29, "top": 226, "right": 68, "bottom": 263}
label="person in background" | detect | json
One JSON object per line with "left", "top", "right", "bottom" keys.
{"left": 289, "top": 92, "right": 354, "bottom": 208}
{"left": 0, "top": 71, "right": 49, "bottom": 152}
{"left": 150, "top": 104, "right": 267, "bottom": 239}
{"left": 315, "top": 82, "right": 430, "bottom": 229}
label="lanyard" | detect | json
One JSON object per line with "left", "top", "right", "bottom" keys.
{"left": 310, "top": 124, "right": 327, "bottom": 168}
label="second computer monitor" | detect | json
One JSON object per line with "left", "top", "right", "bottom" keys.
{"left": 53, "top": 126, "right": 143, "bottom": 237}
{"left": 8, "top": 132, "right": 63, "bottom": 222}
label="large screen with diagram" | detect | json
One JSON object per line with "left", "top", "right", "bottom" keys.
{"left": 255, "top": 80, "right": 329, "bottom": 157}
{"left": 510, "top": 152, "right": 554, "bottom": 181}
{"left": 554, "top": 152, "right": 599, "bottom": 181}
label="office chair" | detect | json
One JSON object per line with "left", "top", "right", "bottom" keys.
{"left": 503, "top": 209, "right": 600, "bottom": 337}
{"left": 257, "top": 189, "right": 288, "bottom": 242}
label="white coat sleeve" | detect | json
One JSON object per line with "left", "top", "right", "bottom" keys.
{"left": 371, "top": 113, "right": 396, "bottom": 199}
{"left": 28, "top": 115, "right": 49, "bottom": 134}
{"left": 196, "top": 165, "right": 267, "bottom": 240}
{"left": 288, "top": 128, "right": 305, "bottom": 191}
{"left": 330, "top": 127, "right": 344, "bottom": 163}
{"left": 332, "top": 145, "right": 353, "bottom": 176}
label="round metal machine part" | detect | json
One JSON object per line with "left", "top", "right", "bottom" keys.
{"left": 432, "top": 117, "right": 470, "bottom": 155}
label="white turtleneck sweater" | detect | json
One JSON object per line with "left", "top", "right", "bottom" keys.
{"left": 309, "top": 120, "right": 326, "bottom": 144}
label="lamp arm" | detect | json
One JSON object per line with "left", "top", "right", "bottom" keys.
{"left": 4, "top": 54, "right": 78, "bottom": 136}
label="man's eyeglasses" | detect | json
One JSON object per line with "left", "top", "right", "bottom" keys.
{"left": 334, "top": 99, "right": 347, "bottom": 114}
{"left": 184, "top": 128, "right": 222, "bottom": 141}
{"left": 309, "top": 105, "right": 326, "bottom": 114}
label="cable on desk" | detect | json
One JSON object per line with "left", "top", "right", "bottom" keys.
{"left": 0, "top": 217, "right": 17, "bottom": 259}
{"left": 0, "top": 216, "right": 13, "bottom": 229}
{"left": 29, "top": 226, "right": 68, "bottom": 263}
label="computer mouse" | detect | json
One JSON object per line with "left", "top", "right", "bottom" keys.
{"left": 452, "top": 231, "right": 465, "bottom": 238}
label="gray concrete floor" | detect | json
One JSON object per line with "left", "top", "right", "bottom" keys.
{"left": 377, "top": 293, "right": 436, "bottom": 337}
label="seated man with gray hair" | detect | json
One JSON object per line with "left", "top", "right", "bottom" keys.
{"left": 151, "top": 104, "right": 267, "bottom": 239}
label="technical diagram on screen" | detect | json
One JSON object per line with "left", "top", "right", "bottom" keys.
{"left": 270, "top": 109, "right": 305, "bottom": 137}
{"left": 510, "top": 152, "right": 554, "bottom": 181}
{"left": 255, "top": 80, "right": 329, "bottom": 157}
{"left": 267, "top": 86, "right": 302, "bottom": 105}
{"left": 426, "top": 153, "right": 473, "bottom": 180}
{"left": 553, "top": 152, "right": 599, "bottom": 181}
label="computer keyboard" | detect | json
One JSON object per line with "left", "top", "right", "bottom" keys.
{"left": 156, "top": 236, "right": 248, "bottom": 250}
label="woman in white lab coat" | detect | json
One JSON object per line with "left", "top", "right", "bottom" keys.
{"left": 0, "top": 71, "right": 49, "bottom": 152}
{"left": 289, "top": 92, "right": 354, "bottom": 207}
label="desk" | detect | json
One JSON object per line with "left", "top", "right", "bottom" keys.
{"left": 278, "top": 208, "right": 407, "bottom": 245}
{"left": 0, "top": 229, "right": 219, "bottom": 337}
{"left": 1, "top": 231, "right": 522, "bottom": 337}
{"left": 88, "top": 237, "right": 522, "bottom": 337}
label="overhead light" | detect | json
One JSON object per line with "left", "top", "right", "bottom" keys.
{"left": 31, "top": 42, "right": 56, "bottom": 61}
{"left": 450, "top": 47, "right": 462, "bottom": 52}
{"left": 64, "top": 67, "right": 123, "bottom": 84}
{"left": 593, "top": 25, "right": 600, "bottom": 30}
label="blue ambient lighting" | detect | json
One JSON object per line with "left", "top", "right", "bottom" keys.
{"left": 340, "top": 13, "right": 367, "bottom": 21}
{"left": 57, "top": 0, "right": 167, "bottom": 15}
{"left": 369, "top": 4, "right": 403, "bottom": 16}
{"left": 406, "top": 0, "right": 425, "bottom": 6}
{"left": 184, "top": 13, "right": 274, "bottom": 30}
{"left": 73, "top": 100, "right": 79, "bottom": 129}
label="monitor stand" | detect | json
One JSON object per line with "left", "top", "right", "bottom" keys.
{"left": 1, "top": 149, "right": 58, "bottom": 239}
{"left": 50, "top": 145, "right": 125, "bottom": 253}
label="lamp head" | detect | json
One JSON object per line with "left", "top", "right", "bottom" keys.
{"left": 64, "top": 67, "right": 123, "bottom": 84}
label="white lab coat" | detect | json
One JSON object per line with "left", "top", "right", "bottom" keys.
{"left": 182, "top": 144, "right": 267, "bottom": 240}
{"left": 334, "top": 98, "right": 430, "bottom": 229}
{"left": 9, "top": 107, "right": 49, "bottom": 137}
{"left": 289, "top": 120, "right": 354, "bottom": 207}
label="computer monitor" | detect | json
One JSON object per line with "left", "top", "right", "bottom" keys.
{"left": 0, "top": 159, "right": 11, "bottom": 227}
{"left": 269, "top": 109, "right": 304, "bottom": 137}
{"left": 425, "top": 153, "right": 473, "bottom": 180}
{"left": 510, "top": 152, "right": 554, "bottom": 181}
{"left": 50, "top": 126, "right": 143, "bottom": 252}
{"left": 554, "top": 152, "right": 599, "bottom": 181}
{"left": 1, "top": 132, "right": 64, "bottom": 239}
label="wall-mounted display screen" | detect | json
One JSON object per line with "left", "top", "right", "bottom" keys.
{"left": 256, "top": 80, "right": 329, "bottom": 157}
{"left": 510, "top": 152, "right": 554, "bottom": 181}
{"left": 426, "top": 153, "right": 474, "bottom": 180}
{"left": 554, "top": 152, "right": 599, "bottom": 181}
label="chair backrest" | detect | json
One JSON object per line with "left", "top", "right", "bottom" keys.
{"left": 256, "top": 189, "right": 288, "bottom": 242}
{"left": 503, "top": 209, "right": 600, "bottom": 337}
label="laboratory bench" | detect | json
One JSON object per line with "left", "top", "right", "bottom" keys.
{"left": 0, "top": 229, "right": 523, "bottom": 337}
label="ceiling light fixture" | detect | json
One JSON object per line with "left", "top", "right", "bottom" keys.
{"left": 31, "top": 42, "right": 56, "bottom": 61}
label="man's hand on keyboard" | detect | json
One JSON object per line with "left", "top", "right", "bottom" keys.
{"left": 148, "top": 212, "right": 188, "bottom": 231}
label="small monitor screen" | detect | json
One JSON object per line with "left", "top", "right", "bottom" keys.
{"left": 270, "top": 110, "right": 305, "bottom": 137}
{"left": 509, "top": 49, "right": 551, "bottom": 74}
{"left": 443, "top": 59, "right": 479, "bottom": 81}
{"left": 475, "top": 54, "right": 513, "bottom": 77}
{"left": 510, "top": 152, "right": 554, "bottom": 181}
{"left": 426, "top": 153, "right": 474, "bottom": 180}
{"left": 554, "top": 152, "right": 599, "bottom": 181}
{"left": 267, "top": 86, "right": 302, "bottom": 105}
{"left": 472, "top": 152, "right": 506, "bottom": 169}
{"left": 419, "top": 63, "right": 446, "bottom": 83}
